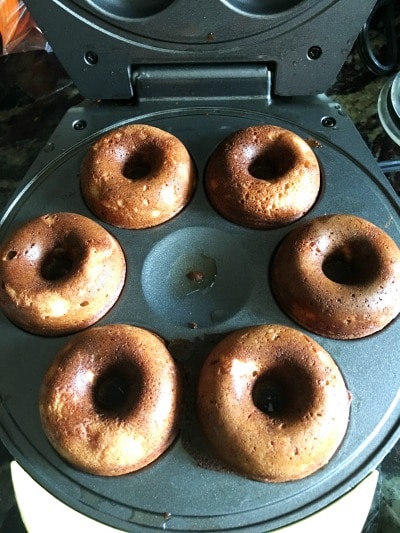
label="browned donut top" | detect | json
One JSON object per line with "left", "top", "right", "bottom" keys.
{"left": 39, "top": 324, "right": 182, "bottom": 476}
{"left": 205, "top": 125, "right": 320, "bottom": 228}
{"left": 0, "top": 213, "right": 126, "bottom": 335}
{"left": 197, "top": 324, "right": 350, "bottom": 482}
{"left": 271, "top": 214, "right": 400, "bottom": 339}
{"left": 81, "top": 124, "right": 196, "bottom": 229}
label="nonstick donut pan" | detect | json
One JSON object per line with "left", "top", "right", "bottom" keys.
{"left": 0, "top": 98, "right": 399, "bottom": 532}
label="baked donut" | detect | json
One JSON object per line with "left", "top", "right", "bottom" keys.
{"left": 80, "top": 124, "right": 196, "bottom": 229}
{"left": 197, "top": 324, "right": 350, "bottom": 482}
{"left": 271, "top": 214, "right": 400, "bottom": 339}
{"left": 205, "top": 125, "right": 320, "bottom": 229}
{"left": 0, "top": 212, "right": 126, "bottom": 336}
{"left": 39, "top": 324, "right": 182, "bottom": 476}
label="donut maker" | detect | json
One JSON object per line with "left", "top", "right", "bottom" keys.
{"left": 1, "top": 1, "right": 399, "bottom": 532}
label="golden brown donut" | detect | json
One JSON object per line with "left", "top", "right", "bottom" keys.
{"left": 39, "top": 324, "right": 182, "bottom": 476}
{"left": 197, "top": 324, "right": 350, "bottom": 482}
{"left": 80, "top": 124, "right": 196, "bottom": 229}
{"left": 271, "top": 214, "right": 400, "bottom": 339}
{"left": 205, "top": 125, "right": 320, "bottom": 229}
{"left": 0, "top": 212, "right": 126, "bottom": 336}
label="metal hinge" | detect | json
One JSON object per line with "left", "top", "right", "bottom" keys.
{"left": 132, "top": 64, "right": 272, "bottom": 104}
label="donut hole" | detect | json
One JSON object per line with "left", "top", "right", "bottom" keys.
{"left": 252, "top": 363, "right": 315, "bottom": 421}
{"left": 248, "top": 146, "right": 296, "bottom": 182}
{"left": 322, "top": 238, "right": 380, "bottom": 285}
{"left": 93, "top": 361, "right": 143, "bottom": 416}
{"left": 252, "top": 378, "right": 286, "bottom": 415}
{"left": 122, "top": 147, "right": 164, "bottom": 180}
{"left": 41, "top": 247, "right": 74, "bottom": 281}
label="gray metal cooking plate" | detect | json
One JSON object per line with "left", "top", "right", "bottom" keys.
{"left": 0, "top": 98, "right": 399, "bottom": 532}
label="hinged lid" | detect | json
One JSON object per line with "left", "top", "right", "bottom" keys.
{"left": 23, "top": 1, "right": 376, "bottom": 100}
{"left": 133, "top": 64, "right": 272, "bottom": 102}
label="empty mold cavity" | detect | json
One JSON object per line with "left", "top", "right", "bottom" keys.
{"left": 221, "top": 0, "right": 304, "bottom": 16}
{"left": 84, "top": 0, "right": 174, "bottom": 19}
{"left": 141, "top": 227, "right": 253, "bottom": 328}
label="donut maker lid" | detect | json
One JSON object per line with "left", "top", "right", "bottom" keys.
{"left": 0, "top": 96, "right": 399, "bottom": 532}
{"left": 22, "top": 0, "right": 377, "bottom": 99}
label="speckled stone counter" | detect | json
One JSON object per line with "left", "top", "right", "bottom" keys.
{"left": 0, "top": 51, "right": 83, "bottom": 212}
{"left": 0, "top": 38, "right": 399, "bottom": 533}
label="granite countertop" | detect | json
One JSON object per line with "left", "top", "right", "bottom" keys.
{"left": 0, "top": 16, "right": 400, "bottom": 533}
